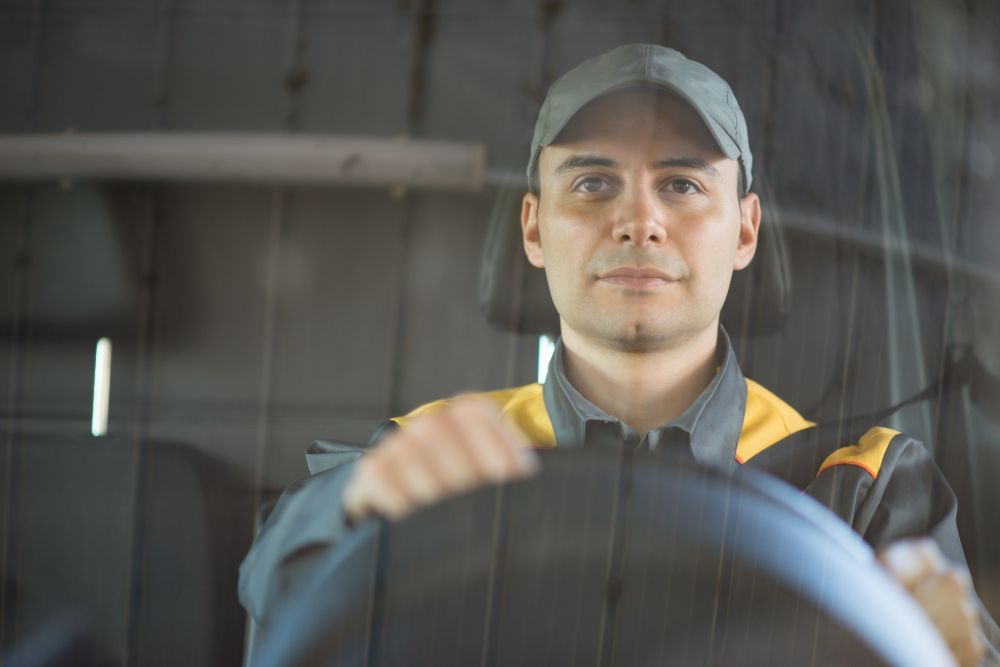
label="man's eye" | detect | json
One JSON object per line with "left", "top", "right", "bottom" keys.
{"left": 667, "top": 179, "right": 699, "bottom": 195}
{"left": 576, "top": 177, "right": 609, "bottom": 193}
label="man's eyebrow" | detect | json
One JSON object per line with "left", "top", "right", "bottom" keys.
{"left": 554, "top": 154, "right": 619, "bottom": 174}
{"left": 554, "top": 154, "right": 720, "bottom": 178}
{"left": 653, "top": 156, "right": 720, "bottom": 177}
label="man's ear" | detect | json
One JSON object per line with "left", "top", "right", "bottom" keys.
{"left": 733, "top": 192, "right": 761, "bottom": 271}
{"left": 521, "top": 191, "right": 545, "bottom": 269}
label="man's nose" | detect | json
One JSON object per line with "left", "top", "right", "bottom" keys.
{"left": 611, "top": 186, "right": 668, "bottom": 245}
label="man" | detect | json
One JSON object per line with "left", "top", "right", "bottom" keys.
{"left": 241, "top": 44, "right": 997, "bottom": 666}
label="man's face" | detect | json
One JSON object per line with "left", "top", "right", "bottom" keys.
{"left": 521, "top": 88, "right": 761, "bottom": 353}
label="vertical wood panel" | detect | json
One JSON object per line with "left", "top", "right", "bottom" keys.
{"left": 164, "top": 12, "right": 289, "bottom": 130}
{"left": 296, "top": 9, "right": 412, "bottom": 135}
{"left": 32, "top": 3, "right": 163, "bottom": 131}
{"left": 0, "top": 5, "right": 43, "bottom": 133}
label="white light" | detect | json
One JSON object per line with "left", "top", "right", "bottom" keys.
{"left": 91, "top": 338, "right": 112, "bottom": 437}
{"left": 537, "top": 335, "right": 556, "bottom": 384}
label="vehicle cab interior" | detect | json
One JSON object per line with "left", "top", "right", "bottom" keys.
{"left": 1, "top": 1, "right": 999, "bottom": 665}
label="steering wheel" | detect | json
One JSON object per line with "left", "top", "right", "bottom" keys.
{"left": 253, "top": 447, "right": 952, "bottom": 666}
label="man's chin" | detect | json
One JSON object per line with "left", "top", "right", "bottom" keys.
{"left": 600, "top": 322, "right": 679, "bottom": 353}
{"left": 559, "top": 304, "right": 710, "bottom": 353}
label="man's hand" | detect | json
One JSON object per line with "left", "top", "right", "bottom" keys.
{"left": 879, "top": 539, "right": 985, "bottom": 667}
{"left": 342, "top": 396, "right": 540, "bottom": 524}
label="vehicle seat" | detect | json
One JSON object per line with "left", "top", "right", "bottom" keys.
{"left": 0, "top": 433, "right": 253, "bottom": 667}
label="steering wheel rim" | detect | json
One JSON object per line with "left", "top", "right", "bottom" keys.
{"left": 255, "top": 447, "right": 952, "bottom": 667}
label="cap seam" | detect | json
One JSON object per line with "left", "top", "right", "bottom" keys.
{"left": 542, "top": 93, "right": 551, "bottom": 137}
{"left": 726, "top": 89, "right": 738, "bottom": 134}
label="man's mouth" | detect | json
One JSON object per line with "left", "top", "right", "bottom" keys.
{"left": 597, "top": 267, "right": 681, "bottom": 289}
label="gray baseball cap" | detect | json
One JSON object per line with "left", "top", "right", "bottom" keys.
{"left": 527, "top": 43, "right": 753, "bottom": 194}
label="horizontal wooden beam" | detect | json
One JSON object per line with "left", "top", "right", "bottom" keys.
{"left": 0, "top": 133, "right": 488, "bottom": 191}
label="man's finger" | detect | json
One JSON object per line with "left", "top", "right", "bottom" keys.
{"left": 344, "top": 458, "right": 411, "bottom": 523}
{"left": 365, "top": 461, "right": 419, "bottom": 521}
{"left": 342, "top": 398, "right": 539, "bottom": 525}
{"left": 879, "top": 539, "right": 985, "bottom": 667}
{"left": 382, "top": 439, "right": 446, "bottom": 508}
{"left": 878, "top": 538, "right": 947, "bottom": 591}
{"left": 910, "top": 570, "right": 979, "bottom": 642}
{"left": 464, "top": 397, "right": 540, "bottom": 471}
{"left": 955, "top": 628, "right": 985, "bottom": 667}
{"left": 406, "top": 410, "right": 485, "bottom": 495}
{"left": 449, "top": 397, "right": 538, "bottom": 482}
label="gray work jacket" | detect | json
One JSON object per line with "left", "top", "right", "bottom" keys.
{"left": 238, "top": 329, "right": 999, "bottom": 663}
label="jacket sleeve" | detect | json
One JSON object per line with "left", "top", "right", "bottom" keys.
{"left": 851, "top": 435, "right": 1000, "bottom": 665}
{"left": 238, "top": 457, "right": 358, "bottom": 626}
{"left": 852, "top": 435, "right": 964, "bottom": 562}
{"left": 238, "top": 424, "right": 401, "bottom": 625}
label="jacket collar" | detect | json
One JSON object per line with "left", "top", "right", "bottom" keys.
{"left": 541, "top": 326, "right": 747, "bottom": 471}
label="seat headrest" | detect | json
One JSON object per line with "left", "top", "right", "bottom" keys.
{"left": 479, "top": 178, "right": 791, "bottom": 339}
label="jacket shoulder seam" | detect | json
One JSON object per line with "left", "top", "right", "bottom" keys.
{"left": 816, "top": 427, "right": 901, "bottom": 479}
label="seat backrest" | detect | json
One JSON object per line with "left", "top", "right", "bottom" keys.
{"left": 0, "top": 434, "right": 253, "bottom": 667}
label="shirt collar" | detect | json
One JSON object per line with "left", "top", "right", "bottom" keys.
{"left": 541, "top": 327, "right": 747, "bottom": 471}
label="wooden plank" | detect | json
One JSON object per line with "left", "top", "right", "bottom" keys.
{"left": 0, "top": 133, "right": 488, "bottom": 191}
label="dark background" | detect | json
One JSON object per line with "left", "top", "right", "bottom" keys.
{"left": 1, "top": 0, "right": 999, "bottom": 665}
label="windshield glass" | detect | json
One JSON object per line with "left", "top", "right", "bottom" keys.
{"left": 1, "top": 1, "right": 998, "bottom": 664}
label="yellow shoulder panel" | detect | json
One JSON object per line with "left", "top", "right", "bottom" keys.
{"left": 735, "top": 379, "right": 814, "bottom": 464}
{"left": 816, "top": 426, "right": 899, "bottom": 479}
{"left": 390, "top": 384, "right": 557, "bottom": 449}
